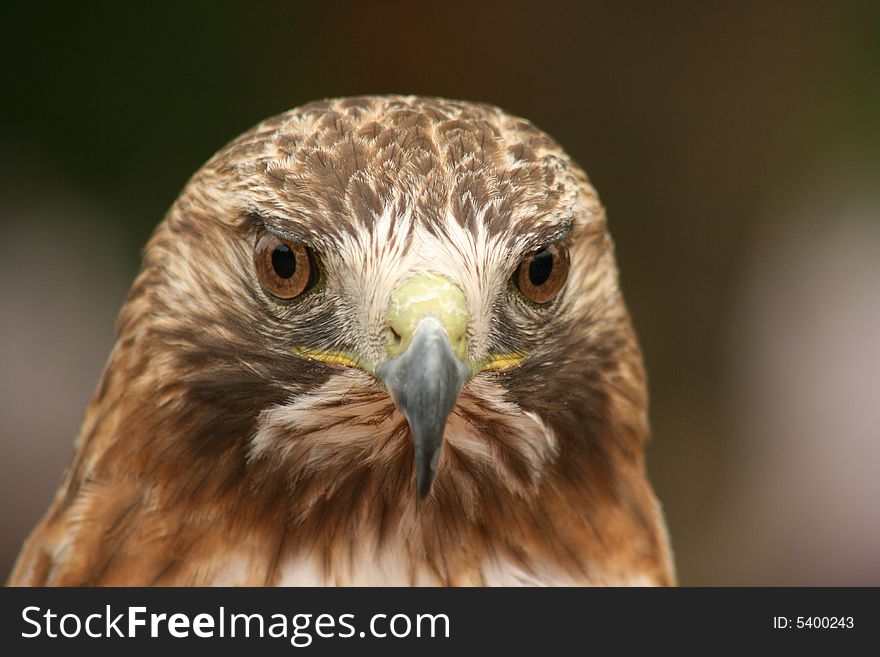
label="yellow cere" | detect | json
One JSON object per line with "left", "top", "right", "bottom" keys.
{"left": 295, "top": 273, "right": 526, "bottom": 373}
{"left": 385, "top": 273, "right": 469, "bottom": 361}
{"left": 480, "top": 353, "right": 527, "bottom": 371}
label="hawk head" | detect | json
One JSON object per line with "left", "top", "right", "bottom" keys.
{"left": 12, "top": 96, "right": 674, "bottom": 585}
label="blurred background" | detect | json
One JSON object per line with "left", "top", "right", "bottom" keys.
{"left": 2, "top": 1, "right": 878, "bottom": 585}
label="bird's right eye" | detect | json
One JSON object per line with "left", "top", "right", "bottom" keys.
{"left": 253, "top": 231, "right": 319, "bottom": 299}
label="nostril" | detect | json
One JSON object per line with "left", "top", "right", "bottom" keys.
{"left": 387, "top": 326, "right": 402, "bottom": 346}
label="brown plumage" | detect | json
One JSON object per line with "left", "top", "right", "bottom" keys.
{"left": 9, "top": 96, "right": 675, "bottom": 586}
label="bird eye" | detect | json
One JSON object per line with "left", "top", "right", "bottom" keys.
{"left": 253, "top": 231, "right": 319, "bottom": 299}
{"left": 514, "top": 243, "right": 570, "bottom": 304}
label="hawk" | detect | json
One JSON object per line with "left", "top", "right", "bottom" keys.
{"left": 9, "top": 96, "right": 675, "bottom": 586}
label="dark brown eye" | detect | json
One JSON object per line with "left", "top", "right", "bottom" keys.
{"left": 254, "top": 231, "right": 319, "bottom": 299}
{"left": 514, "top": 243, "right": 570, "bottom": 304}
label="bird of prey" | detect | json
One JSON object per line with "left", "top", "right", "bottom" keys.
{"left": 9, "top": 96, "right": 675, "bottom": 586}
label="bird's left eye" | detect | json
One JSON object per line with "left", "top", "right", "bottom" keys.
{"left": 513, "top": 243, "right": 570, "bottom": 304}
{"left": 253, "top": 231, "right": 319, "bottom": 299}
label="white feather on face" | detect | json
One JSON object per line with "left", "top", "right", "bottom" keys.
{"left": 310, "top": 202, "right": 575, "bottom": 369}
{"left": 249, "top": 371, "right": 559, "bottom": 500}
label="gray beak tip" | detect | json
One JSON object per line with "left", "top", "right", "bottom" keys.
{"left": 416, "top": 462, "right": 434, "bottom": 500}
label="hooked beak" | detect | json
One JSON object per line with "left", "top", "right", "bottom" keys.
{"left": 377, "top": 273, "right": 471, "bottom": 499}
{"left": 379, "top": 319, "right": 470, "bottom": 498}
